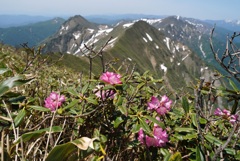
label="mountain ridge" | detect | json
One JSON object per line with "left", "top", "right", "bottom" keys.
{"left": 41, "top": 16, "right": 216, "bottom": 91}
{"left": 0, "top": 17, "right": 65, "bottom": 47}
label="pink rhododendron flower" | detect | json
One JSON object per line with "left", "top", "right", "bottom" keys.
{"left": 138, "top": 117, "right": 168, "bottom": 147}
{"left": 222, "top": 109, "right": 231, "bottom": 117}
{"left": 214, "top": 108, "right": 231, "bottom": 118}
{"left": 214, "top": 108, "right": 223, "bottom": 116}
{"left": 138, "top": 126, "right": 168, "bottom": 147}
{"left": 94, "top": 85, "right": 115, "bottom": 100}
{"left": 100, "top": 71, "right": 122, "bottom": 85}
{"left": 147, "top": 95, "right": 172, "bottom": 115}
{"left": 147, "top": 96, "right": 160, "bottom": 110}
{"left": 214, "top": 108, "right": 239, "bottom": 125}
{"left": 156, "top": 107, "right": 168, "bottom": 115}
{"left": 44, "top": 92, "right": 65, "bottom": 111}
{"left": 230, "top": 114, "right": 239, "bottom": 125}
{"left": 152, "top": 126, "right": 168, "bottom": 147}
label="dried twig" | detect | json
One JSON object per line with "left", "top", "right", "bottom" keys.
{"left": 212, "top": 123, "right": 238, "bottom": 161}
{"left": 210, "top": 27, "right": 240, "bottom": 82}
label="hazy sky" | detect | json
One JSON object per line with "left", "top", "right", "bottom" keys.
{"left": 1, "top": 0, "right": 239, "bottom": 20}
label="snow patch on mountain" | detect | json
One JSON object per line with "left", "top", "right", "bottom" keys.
{"left": 107, "top": 37, "right": 118, "bottom": 48}
{"left": 185, "top": 20, "right": 203, "bottom": 28}
{"left": 163, "top": 37, "right": 171, "bottom": 50}
{"left": 87, "top": 28, "right": 94, "bottom": 33}
{"left": 146, "top": 33, "right": 153, "bottom": 41}
{"left": 160, "top": 64, "right": 167, "bottom": 73}
{"left": 182, "top": 54, "right": 189, "bottom": 61}
{"left": 199, "top": 43, "right": 206, "bottom": 58}
{"left": 175, "top": 44, "right": 180, "bottom": 52}
{"left": 141, "top": 19, "right": 162, "bottom": 25}
{"left": 200, "top": 66, "right": 208, "bottom": 72}
{"left": 143, "top": 37, "right": 148, "bottom": 43}
{"left": 123, "top": 23, "right": 134, "bottom": 28}
{"left": 59, "top": 25, "right": 69, "bottom": 35}
{"left": 95, "top": 28, "right": 113, "bottom": 37}
{"left": 73, "top": 32, "right": 81, "bottom": 40}
{"left": 198, "top": 35, "right": 202, "bottom": 40}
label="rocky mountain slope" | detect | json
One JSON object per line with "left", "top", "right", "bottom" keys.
{"left": 42, "top": 15, "right": 216, "bottom": 91}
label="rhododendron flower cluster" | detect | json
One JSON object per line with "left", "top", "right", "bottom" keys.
{"left": 214, "top": 108, "right": 239, "bottom": 124}
{"left": 100, "top": 71, "right": 122, "bottom": 85}
{"left": 94, "top": 85, "right": 115, "bottom": 100}
{"left": 147, "top": 95, "right": 172, "bottom": 115}
{"left": 44, "top": 92, "right": 65, "bottom": 111}
{"left": 138, "top": 117, "right": 168, "bottom": 147}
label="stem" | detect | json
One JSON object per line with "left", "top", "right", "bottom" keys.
{"left": 1, "top": 130, "right": 4, "bottom": 161}
{"left": 212, "top": 123, "right": 238, "bottom": 161}
{"left": 54, "top": 118, "right": 66, "bottom": 146}
{"left": 89, "top": 58, "right": 92, "bottom": 79}
{"left": 44, "top": 111, "right": 56, "bottom": 160}
{"left": 26, "top": 138, "right": 42, "bottom": 157}
{"left": 3, "top": 100, "right": 19, "bottom": 160}
{"left": 3, "top": 100, "right": 17, "bottom": 140}
{"left": 195, "top": 77, "right": 207, "bottom": 160}
{"left": 21, "top": 137, "right": 25, "bottom": 160}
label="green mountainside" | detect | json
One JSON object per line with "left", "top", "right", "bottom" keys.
{"left": 0, "top": 17, "right": 65, "bottom": 47}
{"left": 104, "top": 21, "right": 207, "bottom": 90}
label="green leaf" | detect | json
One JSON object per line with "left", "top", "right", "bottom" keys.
{"left": 163, "top": 153, "right": 172, "bottom": 161}
{"left": 205, "top": 134, "right": 223, "bottom": 147}
{"left": 67, "top": 88, "right": 79, "bottom": 96}
{"left": 85, "top": 97, "right": 98, "bottom": 105}
{"left": 46, "top": 142, "right": 77, "bottom": 161}
{"left": 182, "top": 97, "right": 189, "bottom": 113}
{"left": 229, "top": 79, "right": 239, "bottom": 92}
{"left": 113, "top": 117, "right": 124, "bottom": 128}
{"left": 0, "top": 76, "right": 32, "bottom": 96}
{"left": 191, "top": 113, "right": 197, "bottom": 127}
{"left": 46, "top": 137, "right": 97, "bottom": 161}
{"left": 131, "top": 124, "right": 141, "bottom": 133}
{"left": 114, "top": 94, "right": 123, "bottom": 106}
{"left": 183, "top": 133, "right": 197, "bottom": 140}
{"left": 102, "top": 85, "right": 114, "bottom": 90}
{"left": 224, "top": 148, "right": 236, "bottom": 155}
{"left": 63, "top": 99, "right": 79, "bottom": 111}
{"left": 196, "top": 146, "right": 205, "bottom": 161}
{"left": 231, "top": 100, "right": 238, "bottom": 114}
{"left": 169, "top": 152, "right": 182, "bottom": 161}
{"left": 136, "top": 82, "right": 145, "bottom": 91}
{"left": 118, "top": 105, "right": 128, "bottom": 116}
{"left": 160, "top": 148, "right": 171, "bottom": 156}
{"left": 174, "top": 134, "right": 185, "bottom": 140}
{"left": 0, "top": 68, "right": 9, "bottom": 75}
{"left": 15, "top": 126, "right": 62, "bottom": 144}
{"left": 160, "top": 148, "right": 172, "bottom": 161}
{"left": 8, "top": 95, "right": 26, "bottom": 103}
{"left": 81, "top": 83, "right": 89, "bottom": 94}
{"left": 139, "top": 118, "right": 151, "bottom": 134}
{"left": 235, "top": 151, "right": 240, "bottom": 160}
{"left": 29, "top": 105, "right": 51, "bottom": 112}
{"left": 144, "top": 115, "right": 165, "bottom": 128}
{"left": 14, "top": 108, "right": 26, "bottom": 127}
{"left": 174, "top": 127, "right": 196, "bottom": 133}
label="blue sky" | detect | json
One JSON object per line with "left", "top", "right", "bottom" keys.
{"left": 1, "top": 0, "right": 239, "bottom": 20}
